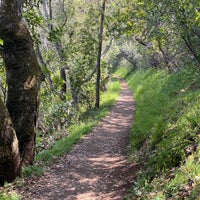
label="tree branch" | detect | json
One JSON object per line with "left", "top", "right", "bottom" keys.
{"left": 182, "top": 36, "right": 200, "bottom": 66}
{"left": 82, "top": 36, "right": 113, "bottom": 84}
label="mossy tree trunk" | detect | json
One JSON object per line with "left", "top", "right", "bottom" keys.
{"left": 0, "top": 0, "right": 43, "bottom": 165}
{"left": 0, "top": 98, "right": 21, "bottom": 185}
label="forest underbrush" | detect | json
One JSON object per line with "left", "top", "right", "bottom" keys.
{"left": 117, "top": 67, "right": 200, "bottom": 199}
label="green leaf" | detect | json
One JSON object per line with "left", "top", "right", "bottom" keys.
{"left": 0, "top": 39, "right": 4, "bottom": 45}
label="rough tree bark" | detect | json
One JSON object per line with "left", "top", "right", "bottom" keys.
{"left": 0, "top": 98, "right": 21, "bottom": 185}
{"left": 0, "top": 0, "right": 43, "bottom": 165}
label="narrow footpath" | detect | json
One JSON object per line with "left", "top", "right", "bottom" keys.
{"left": 20, "top": 80, "right": 138, "bottom": 200}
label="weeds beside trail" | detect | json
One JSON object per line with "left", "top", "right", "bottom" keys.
{"left": 117, "top": 67, "right": 200, "bottom": 200}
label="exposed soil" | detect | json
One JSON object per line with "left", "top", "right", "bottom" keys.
{"left": 17, "top": 80, "right": 139, "bottom": 200}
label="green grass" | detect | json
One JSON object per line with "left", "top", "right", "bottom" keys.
{"left": 0, "top": 193, "right": 20, "bottom": 200}
{"left": 0, "top": 184, "right": 20, "bottom": 200}
{"left": 119, "top": 66, "right": 200, "bottom": 199}
{"left": 115, "top": 66, "right": 135, "bottom": 78}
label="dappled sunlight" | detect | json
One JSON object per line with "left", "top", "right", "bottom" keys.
{"left": 79, "top": 177, "right": 99, "bottom": 185}
{"left": 88, "top": 154, "right": 127, "bottom": 169}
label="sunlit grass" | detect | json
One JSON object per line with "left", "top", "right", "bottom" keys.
{"left": 115, "top": 66, "right": 134, "bottom": 78}
{"left": 0, "top": 186, "right": 20, "bottom": 200}
{"left": 120, "top": 66, "right": 200, "bottom": 199}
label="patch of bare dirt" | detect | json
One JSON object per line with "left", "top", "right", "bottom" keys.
{"left": 18, "top": 80, "right": 139, "bottom": 200}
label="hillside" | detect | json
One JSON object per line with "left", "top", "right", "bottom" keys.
{"left": 117, "top": 67, "right": 200, "bottom": 199}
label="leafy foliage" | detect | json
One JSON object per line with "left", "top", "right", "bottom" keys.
{"left": 0, "top": 185, "right": 20, "bottom": 200}
{"left": 18, "top": 0, "right": 115, "bottom": 136}
{"left": 109, "top": 0, "right": 200, "bottom": 72}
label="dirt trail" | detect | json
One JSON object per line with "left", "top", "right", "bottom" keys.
{"left": 20, "top": 80, "right": 138, "bottom": 200}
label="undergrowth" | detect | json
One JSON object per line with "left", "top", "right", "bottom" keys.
{"left": 0, "top": 183, "right": 20, "bottom": 200}
{"left": 117, "top": 66, "right": 200, "bottom": 199}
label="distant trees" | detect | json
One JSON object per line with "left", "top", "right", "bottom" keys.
{"left": 108, "top": 0, "right": 200, "bottom": 71}
{"left": 35, "top": 0, "right": 113, "bottom": 132}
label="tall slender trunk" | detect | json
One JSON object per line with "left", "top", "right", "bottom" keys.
{"left": 60, "top": 67, "right": 67, "bottom": 100}
{"left": 0, "top": 0, "right": 43, "bottom": 165}
{"left": 95, "top": 0, "right": 106, "bottom": 108}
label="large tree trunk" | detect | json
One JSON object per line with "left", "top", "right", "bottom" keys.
{"left": 0, "top": 98, "right": 21, "bottom": 185}
{"left": 0, "top": 0, "right": 43, "bottom": 165}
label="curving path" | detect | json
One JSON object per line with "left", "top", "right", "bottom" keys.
{"left": 20, "top": 79, "right": 138, "bottom": 200}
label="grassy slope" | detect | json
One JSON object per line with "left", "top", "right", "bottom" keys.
{"left": 117, "top": 67, "right": 200, "bottom": 199}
